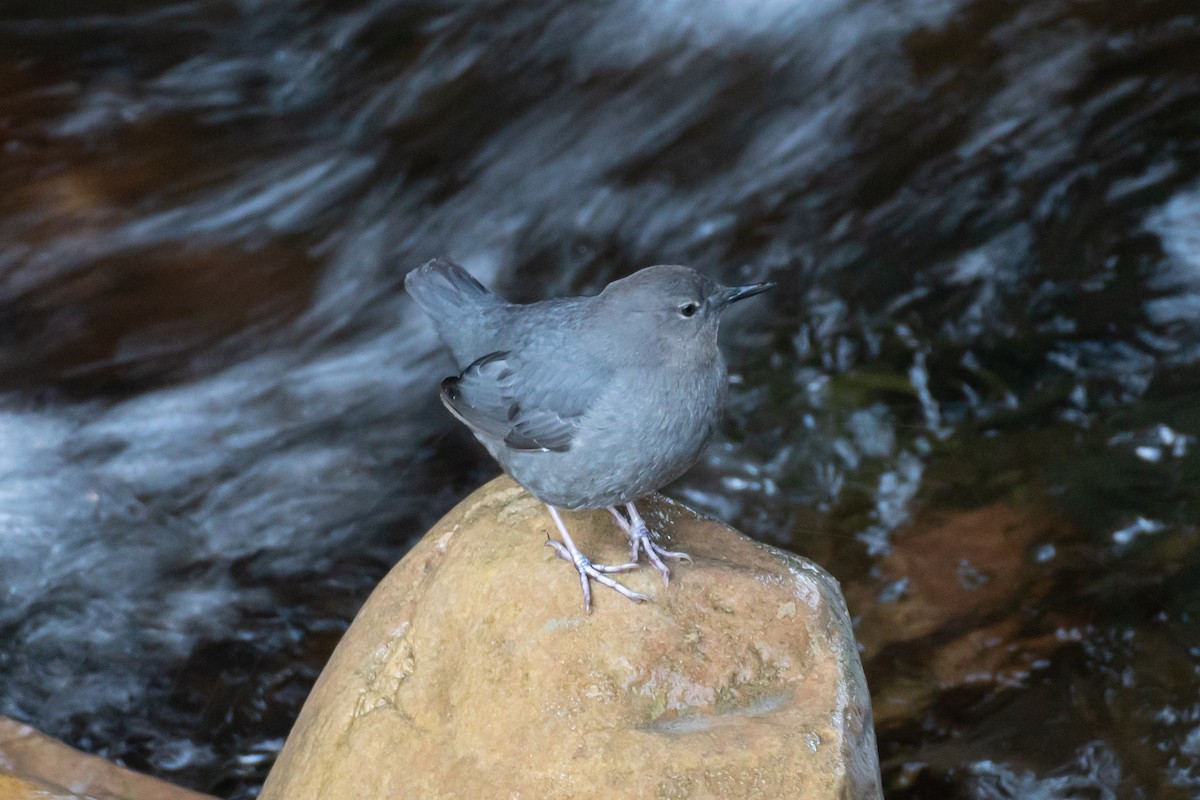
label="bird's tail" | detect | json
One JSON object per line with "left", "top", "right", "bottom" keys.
{"left": 406, "top": 258, "right": 504, "bottom": 366}
{"left": 404, "top": 257, "right": 500, "bottom": 318}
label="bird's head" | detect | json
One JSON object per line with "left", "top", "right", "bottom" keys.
{"left": 597, "top": 264, "right": 774, "bottom": 360}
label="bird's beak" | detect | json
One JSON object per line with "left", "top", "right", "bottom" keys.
{"left": 715, "top": 280, "right": 775, "bottom": 308}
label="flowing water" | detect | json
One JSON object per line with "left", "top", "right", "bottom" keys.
{"left": 1, "top": 1, "right": 1198, "bottom": 797}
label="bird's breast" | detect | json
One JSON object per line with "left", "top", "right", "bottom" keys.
{"left": 493, "top": 356, "right": 728, "bottom": 510}
{"left": 571, "top": 359, "right": 726, "bottom": 494}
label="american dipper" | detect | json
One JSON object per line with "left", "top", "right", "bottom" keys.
{"left": 405, "top": 258, "right": 774, "bottom": 611}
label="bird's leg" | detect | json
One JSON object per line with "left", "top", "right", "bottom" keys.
{"left": 544, "top": 504, "right": 647, "bottom": 612}
{"left": 607, "top": 506, "right": 639, "bottom": 562}
{"left": 618, "top": 501, "right": 693, "bottom": 586}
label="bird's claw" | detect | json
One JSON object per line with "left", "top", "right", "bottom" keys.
{"left": 545, "top": 540, "right": 647, "bottom": 612}
{"left": 628, "top": 523, "right": 692, "bottom": 586}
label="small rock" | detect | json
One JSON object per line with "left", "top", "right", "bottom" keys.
{"left": 0, "top": 717, "right": 215, "bottom": 800}
{"left": 263, "top": 476, "right": 881, "bottom": 799}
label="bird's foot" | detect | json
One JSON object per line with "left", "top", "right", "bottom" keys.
{"left": 610, "top": 503, "right": 693, "bottom": 586}
{"left": 544, "top": 504, "right": 647, "bottom": 613}
{"left": 629, "top": 524, "right": 692, "bottom": 585}
{"left": 545, "top": 540, "right": 647, "bottom": 612}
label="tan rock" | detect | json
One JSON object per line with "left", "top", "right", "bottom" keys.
{"left": 0, "top": 717, "right": 215, "bottom": 800}
{"left": 0, "top": 771, "right": 76, "bottom": 800}
{"left": 262, "top": 476, "right": 881, "bottom": 799}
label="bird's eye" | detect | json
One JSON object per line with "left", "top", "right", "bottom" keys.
{"left": 678, "top": 302, "right": 699, "bottom": 318}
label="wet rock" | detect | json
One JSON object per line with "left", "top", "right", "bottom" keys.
{"left": 262, "top": 476, "right": 881, "bottom": 799}
{"left": 0, "top": 717, "right": 215, "bottom": 800}
{"left": 845, "top": 504, "right": 1074, "bottom": 727}
{"left": 0, "top": 773, "right": 67, "bottom": 800}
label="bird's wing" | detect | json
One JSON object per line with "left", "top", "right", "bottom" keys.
{"left": 439, "top": 350, "right": 605, "bottom": 453}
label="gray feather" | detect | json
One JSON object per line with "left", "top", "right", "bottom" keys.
{"left": 405, "top": 258, "right": 504, "bottom": 367}
{"left": 439, "top": 348, "right": 612, "bottom": 453}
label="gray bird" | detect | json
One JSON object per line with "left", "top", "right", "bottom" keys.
{"left": 405, "top": 258, "right": 773, "bottom": 611}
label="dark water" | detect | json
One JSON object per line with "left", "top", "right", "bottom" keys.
{"left": 1, "top": 1, "right": 1198, "bottom": 797}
